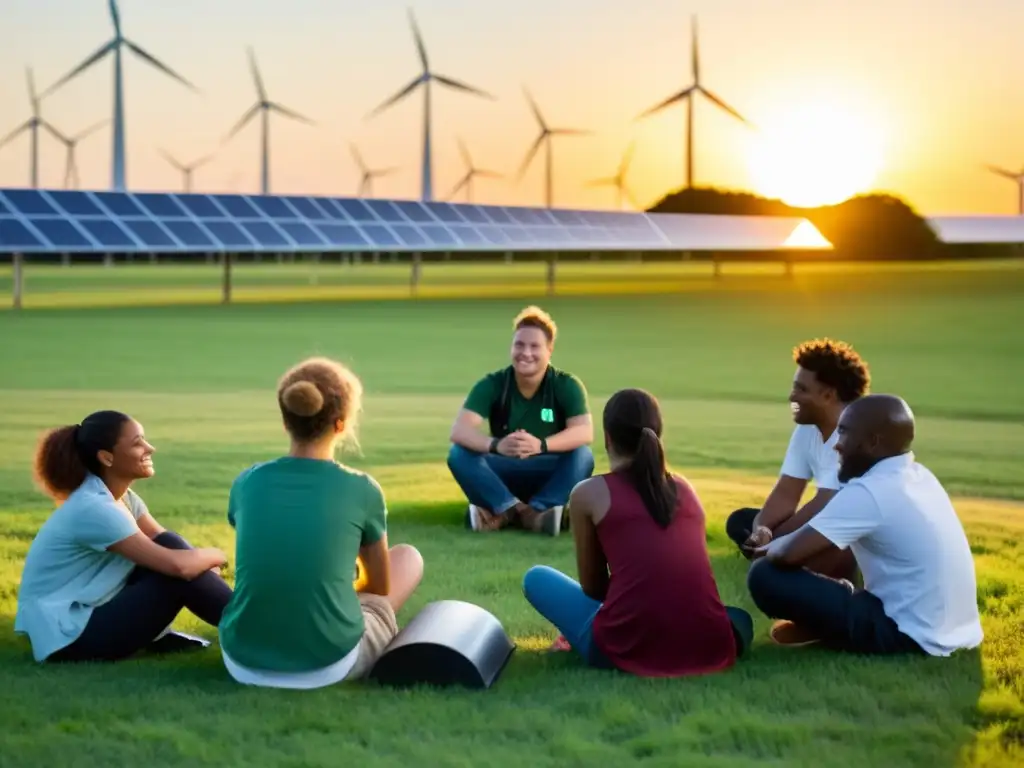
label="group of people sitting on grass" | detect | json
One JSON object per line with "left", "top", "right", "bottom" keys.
{"left": 13, "top": 305, "right": 984, "bottom": 687}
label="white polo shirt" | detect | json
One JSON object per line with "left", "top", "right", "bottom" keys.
{"left": 809, "top": 453, "right": 983, "bottom": 656}
{"left": 780, "top": 424, "right": 841, "bottom": 491}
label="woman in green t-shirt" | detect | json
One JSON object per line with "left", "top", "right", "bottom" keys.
{"left": 219, "top": 356, "right": 424, "bottom": 689}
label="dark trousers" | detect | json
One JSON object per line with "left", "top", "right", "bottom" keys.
{"left": 726, "top": 506, "right": 858, "bottom": 582}
{"left": 50, "top": 531, "right": 233, "bottom": 663}
{"left": 447, "top": 444, "right": 595, "bottom": 515}
{"left": 747, "top": 558, "right": 924, "bottom": 655}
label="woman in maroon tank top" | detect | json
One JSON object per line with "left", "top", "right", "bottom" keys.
{"left": 522, "top": 388, "right": 752, "bottom": 676}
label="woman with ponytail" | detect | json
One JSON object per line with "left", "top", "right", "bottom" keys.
{"left": 522, "top": 388, "right": 753, "bottom": 676}
{"left": 218, "top": 357, "right": 424, "bottom": 689}
{"left": 15, "top": 411, "right": 233, "bottom": 663}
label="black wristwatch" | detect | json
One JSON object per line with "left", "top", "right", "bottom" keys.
{"left": 489, "top": 437, "right": 500, "bottom": 454}
{"left": 540, "top": 438, "right": 548, "bottom": 454}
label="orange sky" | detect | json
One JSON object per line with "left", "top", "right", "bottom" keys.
{"left": 1, "top": 0, "right": 1023, "bottom": 214}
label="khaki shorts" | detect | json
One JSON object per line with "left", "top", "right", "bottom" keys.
{"left": 347, "top": 593, "right": 400, "bottom": 680}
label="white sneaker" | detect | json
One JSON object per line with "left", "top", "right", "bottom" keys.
{"left": 466, "top": 504, "right": 483, "bottom": 531}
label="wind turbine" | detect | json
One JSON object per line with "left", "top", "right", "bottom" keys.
{"left": 46, "top": 120, "right": 108, "bottom": 189}
{"left": 367, "top": 9, "right": 494, "bottom": 202}
{"left": 159, "top": 148, "right": 213, "bottom": 192}
{"left": 0, "top": 68, "right": 63, "bottom": 188}
{"left": 516, "top": 88, "right": 590, "bottom": 208}
{"left": 636, "top": 15, "right": 752, "bottom": 189}
{"left": 587, "top": 142, "right": 639, "bottom": 210}
{"left": 448, "top": 138, "right": 501, "bottom": 202}
{"left": 984, "top": 163, "right": 1024, "bottom": 215}
{"left": 349, "top": 143, "right": 398, "bottom": 197}
{"left": 41, "top": 0, "right": 198, "bottom": 191}
{"left": 224, "top": 47, "right": 314, "bottom": 195}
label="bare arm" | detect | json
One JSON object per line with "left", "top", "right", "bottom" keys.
{"left": 570, "top": 479, "right": 610, "bottom": 601}
{"left": 752, "top": 475, "right": 808, "bottom": 531}
{"left": 544, "top": 414, "right": 594, "bottom": 453}
{"left": 108, "top": 532, "right": 226, "bottom": 580}
{"left": 135, "top": 512, "right": 166, "bottom": 539}
{"left": 449, "top": 409, "right": 495, "bottom": 453}
{"left": 357, "top": 533, "right": 391, "bottom": 597}
{"left": 762, "top": 526, "right": 837, "bottom": 568}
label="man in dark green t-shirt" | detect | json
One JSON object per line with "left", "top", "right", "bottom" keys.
{"left": 447, "top": 306, "right": 595, "bottom": 535}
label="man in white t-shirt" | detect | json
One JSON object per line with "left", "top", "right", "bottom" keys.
{"left": 726, "top": 338, "right": 870, "bottom": 580}
{"left": 747, "top": 394, "right": 983, "bottom": 656}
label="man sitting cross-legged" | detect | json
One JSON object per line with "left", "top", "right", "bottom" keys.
{"left": 447, "top": 305, "right": 595, "bottom": 536}
{"left": 747, "top": 394, "right": 984, "bottom": 656}
{"left": 725, "top": 338, "right": 870, "bottom": 580}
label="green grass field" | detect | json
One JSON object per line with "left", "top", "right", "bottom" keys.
{"left": 0, "top": 262, "right": 1022, "bottom": 766}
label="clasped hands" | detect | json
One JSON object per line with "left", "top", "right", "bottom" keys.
{"left": 741, "top": 525, "right": 773, "bottom": 560}
{"left": 495, "top": 429, "right": 542, "bottom": 459}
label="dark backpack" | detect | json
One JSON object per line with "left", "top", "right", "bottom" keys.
{"left": 488, "top": 365, "right": 564, "bottom": 438}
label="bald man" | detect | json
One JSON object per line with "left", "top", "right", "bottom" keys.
{"left": 747, "top": 394, "right": 983, "bottom": 656}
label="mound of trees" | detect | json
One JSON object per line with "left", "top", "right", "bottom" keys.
{"left": 647, "top": 187, "right": 946, "bottom": 260}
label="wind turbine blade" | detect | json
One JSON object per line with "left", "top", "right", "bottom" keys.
{"left": 691, "top": 15, "right": 700, "bottom": 83}
{"left": 985, "top": 164, "right": 1019, "bottom": 180}
{"left": 223, "top": 104, "right": 259, "bottom": 142}
{"left": 0, "top": 120, "right": 32, "bottom": 151}
{"left": 457, "top": 137, "right": 472, "bottom": 169}
{"left": 550, "top": 128, "right": 591, "bottom": 136}
{"left": 516, "top": 134, "right": 545, "bottom": 181}
{"left": 41, "top": 120, "right": 71, "bottom": 145}
{"left": 125, "top": 41, "right": 199, "bottom": 92}
{"left": 448, "top": 173, "right": 469, "bottom": 199}
{"left": 620, "top": 140, "right": 636, "bottom": 173}
{"left": 269, "top": 102, "right": 314, "bottom": 125}
{"left": 247, "top": 47, "right": 267, "bottom": 102}
{"left": 408, "top": 9, "right": 429, "bottom": 71}
{"left": 191, "top": 154, "right": 215, "bottom": 170}
{"left": 108, "top": 0, "right": 122, "bottom": 36}
{"left": 349, "top": 142, "right": 368, "bottom": 172}
{"left": 26, "top": 68, "right": 38, "bottom": 112}
{"left": 74, "top": 119, "right": 109, "bottom": 142}
{"left": 159, "top": 148, "right": 185, "bottom": 171}
{"left": 367, "top": 76, "right": 423, "bottom": 118}
{"left": 635, "top": 87, "right": 694, "bottom": 120}
{"left": 433, "top": 74, "right": 494, "bottom": 99}
{"left": 523, "top": 87, "right": 546, "bottom": 129}
{"left": 475, "top": 169, "right": 503, "bottom": 179}
{"left": 371, "top": 167, "right": 400, "bottom": 177}
{"left": 623, "top": 185, "right": 640, "bottom": 210}
{"left": 41, "top": 41, "right": 116, "bottom": 98}
{"left": 700, "top": 88, "right": 751, "bottom": 125}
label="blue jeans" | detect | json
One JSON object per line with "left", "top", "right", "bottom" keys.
{"left": 522, "top": 565, "right": 613, "bottom": 668}
{"left": 523, "top": 565, "right": 756, "bottom": 667}
{"left": 447, "top": 444, "right": 595, "bottom": 516}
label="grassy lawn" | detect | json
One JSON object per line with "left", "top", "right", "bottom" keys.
{"left": 0, "top": 264, "right": 1022, "bottom": 766}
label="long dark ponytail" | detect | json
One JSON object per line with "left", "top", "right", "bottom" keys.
{"left": 33, "top": 410, "right": 130, "bottom": 501}
{"left": 603, "top": 389, "right": 677, "bottom": 527}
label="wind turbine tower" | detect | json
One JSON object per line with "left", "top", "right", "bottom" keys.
{"left": 224, "top": 48, "right": 314, "bottom": 195}
{"left": 636, "top": 15, "right": 752, "bottom": 189}
{"left": 47, "top": 120, "right": 108, "bottom": 189}
{"left": 42, "top": 0, "right": 198, "bottom": 191}
{"left": 368, "top": 9, "right": 494, "bottom": 202}
{"left": 448, "top": 138, "right": 501, "bottom": 202}
{"left": 587, "top": 142, "right": 639, "bottom": 210}
{"left": 985, "top": 164, "right": 1024, "bottom": 215}
{"left": 160, "top": 149, "right": 213, "bottom": 192}
{"left": 0, "top": 68, "right": 61, "bottom": 188}
{"left": 516, "top": 88, "right": 590, "bottom": 208}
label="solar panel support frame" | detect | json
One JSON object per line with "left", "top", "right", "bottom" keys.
{"left": 222, "top": 252, "right": 233, "bottom": 305}
{"left": 410, "top": 252, "right": 422, "bottom": 294}
{"left": 12, "top": 252, "right": 23, "bottom": 310}
{"left": 546, "top": 254, "right": 557, "bottom": 296}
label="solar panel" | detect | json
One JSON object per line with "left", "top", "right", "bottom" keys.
{"left": 0, "top": 188, "right": 833, "bottom": 256}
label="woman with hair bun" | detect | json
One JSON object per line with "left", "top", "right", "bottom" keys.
{"left": 522, "top": 388, "right": 753, "bottom": 677}
{"left": 15, "top": 410, "right": 233, "bottom": 663}
{"left": 218, "top": 356, "right": 424, "bottom": 689}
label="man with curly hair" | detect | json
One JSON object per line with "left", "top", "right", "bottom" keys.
{"left": 725, "top": 338, "right": 871, "bottom": 580}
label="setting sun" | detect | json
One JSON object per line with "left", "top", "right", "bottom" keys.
{"left": 747, "top": 100, "right": 885, "bottom": 208}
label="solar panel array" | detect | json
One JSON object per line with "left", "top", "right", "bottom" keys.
{"left": 0, "top": 188, "right": 824, "bottom": 255}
